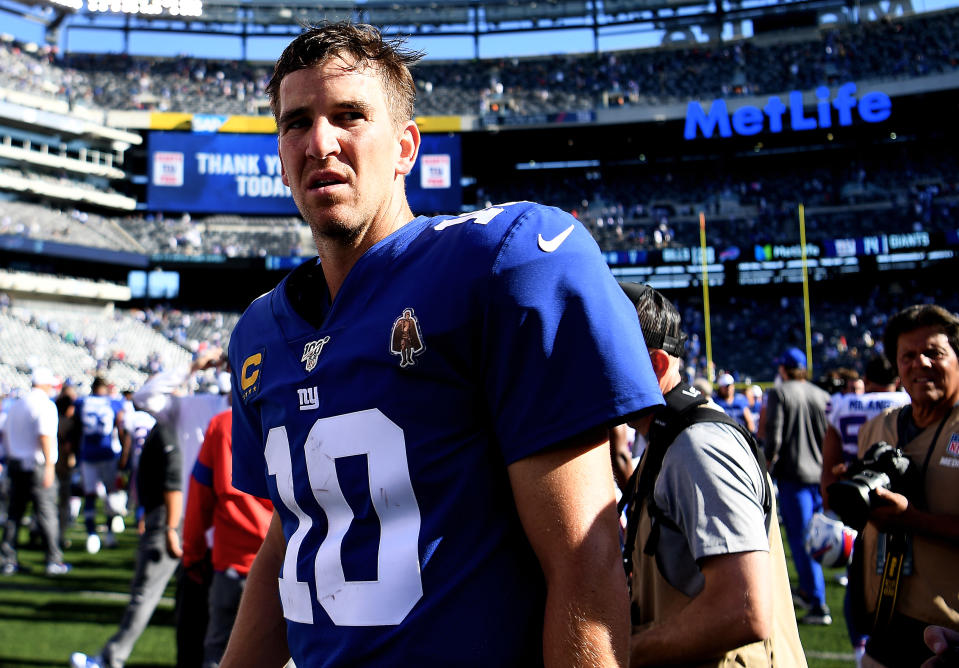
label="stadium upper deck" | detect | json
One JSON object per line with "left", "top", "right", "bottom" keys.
{"left": 1, "top": 7, "right": 957, "bottom": 118}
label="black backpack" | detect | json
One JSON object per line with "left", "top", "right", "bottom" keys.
{"left": 618, "top": 382, "right": 772, "bottom": 587}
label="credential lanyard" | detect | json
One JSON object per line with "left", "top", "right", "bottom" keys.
{"left": 873, "top": 409, "right": 950, "bottom": 632}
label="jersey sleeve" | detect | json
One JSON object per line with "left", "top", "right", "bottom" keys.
{"left": 657, "top": 422, "right": 770, "bottom": 561}
{"left": 481, "top": 204, "right": 663, "bottom": 464}
{"left": 228, "top": 311, "right": 270, "bottom": 499}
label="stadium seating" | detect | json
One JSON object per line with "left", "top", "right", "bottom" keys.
{"left": 1, "top": 9, "right": 958, "bottom": 116}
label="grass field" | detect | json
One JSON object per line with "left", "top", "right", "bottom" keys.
{"left": 0, "top": 516, "right": 856, "bottom": 668}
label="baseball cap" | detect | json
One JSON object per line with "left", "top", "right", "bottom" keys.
{"left": 619, "top": 281, "right": 687, "bottom": 357}
{"left": 717, "top": 373, "right": 735, "bottom": 387}
{"left": 31, "top": 367, "right": 57, "bottom": 387}
{"left": 776, "top": 347, "right": 807, "bottom": 370}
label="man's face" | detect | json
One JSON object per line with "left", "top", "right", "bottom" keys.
{"left": 896, "top": 325, "right": 959, "bottom": 410}
{"left": 717, "top": 384, "right": 733, "bottom": 400}
{"left": 276, "top": 57, "right": 415, "bottom": 245}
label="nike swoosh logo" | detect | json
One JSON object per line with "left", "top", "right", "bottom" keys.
{"left": 537, "top": 224, "right": 575, "bottom": 253}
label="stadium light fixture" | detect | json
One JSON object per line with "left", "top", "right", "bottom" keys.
{"left": 86, "top": 0, "right": 202, "bottom": 17}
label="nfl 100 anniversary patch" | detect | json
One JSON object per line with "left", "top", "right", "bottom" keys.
{"left": 301, "top": 336, "right": 331, "bottom": 373}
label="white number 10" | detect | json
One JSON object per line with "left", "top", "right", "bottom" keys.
{"left": 265, "top": 409, "right": 423, "bottom": 626}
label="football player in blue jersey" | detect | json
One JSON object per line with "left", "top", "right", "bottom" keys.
{"left": 221, "top": 22, "right": 663, "bottom": 668}
{"left": 72, "top": 376, "right": 127, "bottom": 553}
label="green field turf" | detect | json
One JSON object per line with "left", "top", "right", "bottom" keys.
{"left": 0, "top": 521, "right": 176, "bottom": 668}
{"left": 0, "top": 515, "right": 855, "bottom": 667}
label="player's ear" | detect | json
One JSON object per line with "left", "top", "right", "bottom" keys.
{"left": 396, "top": 119, "right": 420, "bottom": 176}
{"left": 648, "top": 348, "right": 671, "bottom": 382}
{"left": 279, "top": 148, "right": 290, "bottom": 187}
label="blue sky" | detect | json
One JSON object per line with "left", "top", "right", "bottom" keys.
{"left": 2, "top": 0, "right": 956, "bottom": 62}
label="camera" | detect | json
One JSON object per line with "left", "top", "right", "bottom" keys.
{"left": 827, "top": 441, "right": 917, "bottom": 531}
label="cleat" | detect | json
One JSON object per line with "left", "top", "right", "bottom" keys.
{"left": 800, "top": 604, "right": 833, "bottom": 626}
{"left": 86, "top": 534, "right": 101, "bottom": 555}
{"left": 45, "top": 562, "right": 71, "bottom": 576}
{"left": 70, "top": 652, "right": 104, "bottom": 668}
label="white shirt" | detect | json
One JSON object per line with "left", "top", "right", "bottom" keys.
{"left": 133, "top": 367, "right": 228, "bottom": 519}
{"left": 828, "top": 390, "right": 911, "bottom": 460}
{"left": 3, "top": 388, "right": 59, "bottom": 469}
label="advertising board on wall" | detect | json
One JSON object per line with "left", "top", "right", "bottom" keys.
{"left": 147, "top": 131, "right": 461, "bottom": 215}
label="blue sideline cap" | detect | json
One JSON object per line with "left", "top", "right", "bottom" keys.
{"left": 776, "top": 347, "right": 807, "bottom": 370}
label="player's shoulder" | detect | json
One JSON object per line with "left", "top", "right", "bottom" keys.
{"left": 830, "top": 392, "right": 854, "bottom": 412}
{"left": 425, "top": 201, "right": 591, "bottom": 257}
{"left": 204, "top": 410, "right": 232, "bottom": 439}
{"left": 872, "top": 390, "right": 910, "bottom": 406}
{"left": 667, "top": 415, "right": 755, "bottom": 473}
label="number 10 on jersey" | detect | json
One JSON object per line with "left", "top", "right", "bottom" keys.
{"left": 265, "top": 409, "right": 424, "bottom": 626}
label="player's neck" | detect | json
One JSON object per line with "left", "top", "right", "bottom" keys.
{"left": 912, "top": 393, "right": 959, "bottom": 429}
{"left": 316, "top": 202, "right": 415, "bottom": 302}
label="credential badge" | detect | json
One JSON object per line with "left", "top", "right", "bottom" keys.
{"left": 301, "top": 336, "right": 331, "bottom": 372}
{"left": 390, "top": 308, "right": 425, "bottom": 368}
{"left": 948, "top": 433, "right": 959, "bottom": 457}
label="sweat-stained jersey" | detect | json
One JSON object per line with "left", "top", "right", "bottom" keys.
{"left": 229, "top": 201, "right": 664, "bottom": 667}
{"left": 75, "top": 395, "right": 125, "bottom": 462}
{"left": 828, "top": 391, "right": 910, "bottom": 462}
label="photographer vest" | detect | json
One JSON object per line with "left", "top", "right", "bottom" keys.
{"left": 623, "top": 384, "right": 807, "bottom": 667}
{"left": 856, "top": 404, "right": 959, "bottom": 629}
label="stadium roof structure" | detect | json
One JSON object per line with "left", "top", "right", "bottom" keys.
{"left": 1, "top": 0, "right": 854, "bottom": 58}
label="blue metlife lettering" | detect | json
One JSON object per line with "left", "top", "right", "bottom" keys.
{"left": 684, "top": 82, "right": 891, "bottom": 140}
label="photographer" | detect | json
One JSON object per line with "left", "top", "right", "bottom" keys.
{"left": 844, "top": 304, "right": 959, "bottom": 667}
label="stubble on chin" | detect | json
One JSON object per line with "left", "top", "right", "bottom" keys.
{"left": 305, "top": 206, "right": 364, "bottom": 249}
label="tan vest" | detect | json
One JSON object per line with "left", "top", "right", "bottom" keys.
{"left": 630, "top": 475, "right": 807, "bottom": 667}
{"left": 856, "top": 405, "right": 959, "bottom": 629}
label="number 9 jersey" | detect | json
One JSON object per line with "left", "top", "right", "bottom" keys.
{"left": 229, "top": 201, "right": 664, "bottom": 666}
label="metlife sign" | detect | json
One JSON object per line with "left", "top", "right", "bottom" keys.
{"left": 147, "top": 131, "right": 461, "bottom": 215}
{"left": 684, "top": 82, "right": 891, "bottom": 140}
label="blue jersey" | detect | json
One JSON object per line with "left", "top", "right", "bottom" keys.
{"left": 229, "top": 202, "right": 663, "bottom": 666}
{"left": 76, "top": 395, "right": 125, "bottom": 462}
{"left": 718, "top": 392, "right": 752, "bottom": 430}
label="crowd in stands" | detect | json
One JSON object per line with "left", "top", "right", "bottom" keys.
{"left": 0, "top": 200, "right": 145, "bottom": 252}
{"left": 122, "top": 212, "right": 310, "bottom": 257}
{"left": 1, "top": 8, "right": 957, "bottom": 117}
{"left": 479, "top": 151, "right": 959, "bottom": 251}
{"left": 3, "top": 146, "right": 956, "bottom": 258}
{"left": 0, "top": 296, "right": 237, "bottom": 396}
{"left": 0, "top": 201, "right": 311, "bottom": 258}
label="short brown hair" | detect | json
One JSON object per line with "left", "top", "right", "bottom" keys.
{"left": 883, "top": 303, "right": 959, "bottom": 366}
{"left": 267, "top": 22, "right": 422, "bottom": 125}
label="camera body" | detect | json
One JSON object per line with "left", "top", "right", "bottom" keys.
{"left": 827, "top": 441, "right": 917, "bottom": 531}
